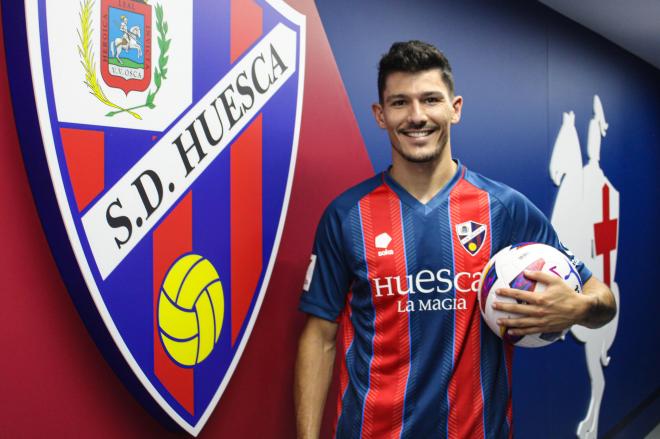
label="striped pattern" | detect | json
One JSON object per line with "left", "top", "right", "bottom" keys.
{"left": 447, "top": 172, "right": 492, "bottom": 439}
{"left": 150, "top": 0, "right": 265, "bottom": 412}
{"left": 230, "top": 115, "right": 263, "bottom": 344}
{"left": 358, "top": 184, "right": 410, "bottom": 438}
{"left": 229, "top": 0, "right": 264, "bottom": 346}
{"left": 324, "top": 170, "right": 517, "bottom": 437}
{"left": 335, "top": 292, "right": 354, "bottom": 437}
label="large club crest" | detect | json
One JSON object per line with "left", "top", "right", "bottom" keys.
{"left": 4, "top": 0, "right": 305, "bottom": 435}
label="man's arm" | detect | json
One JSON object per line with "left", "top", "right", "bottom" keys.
{"left": 495, "top": 272, "right": 616, "bottom": 336}
{"left": 294, "top": 315, "right": 339, "bottom": 439}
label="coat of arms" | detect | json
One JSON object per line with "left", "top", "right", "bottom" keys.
{"left": 100, "top": 0, "right": 152, "bottom": 94}
{"left": 5, "top": 0, "right": 306, "bottom": 435}
{"left": 78, "top": 0, "right": 169, "bottom": 119}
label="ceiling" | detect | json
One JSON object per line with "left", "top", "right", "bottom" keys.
{"left": 538, "top": 0, "right": 660, "bottom": 70}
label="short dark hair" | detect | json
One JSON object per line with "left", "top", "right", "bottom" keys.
{"left": 377, "top": 40, "right": 455, "bottom": 102}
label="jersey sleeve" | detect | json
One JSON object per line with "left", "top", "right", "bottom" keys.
{"left": 509, "top": 192, "right": 593, "bottom": 284}
{"left": 298, "top": 203, "right": 352, "bottom": 321}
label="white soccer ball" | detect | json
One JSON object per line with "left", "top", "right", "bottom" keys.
{"left": 478, "top": 242, "right": 582, "bottom": 348}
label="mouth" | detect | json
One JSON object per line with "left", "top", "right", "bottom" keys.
{"left": 399, "top": 128, "right": 437, "bottom": 139}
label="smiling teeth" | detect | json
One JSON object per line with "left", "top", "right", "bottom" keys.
{"left": 405, "top": 131, "right": 433, "bottom": 137}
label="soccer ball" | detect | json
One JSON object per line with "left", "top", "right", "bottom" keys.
{"left": 478, "top": 242, "right": 582, "bottom": 348}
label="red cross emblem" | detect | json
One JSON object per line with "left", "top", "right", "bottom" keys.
{"left": 594, "top": 184, "right": 618, "bottom": 286}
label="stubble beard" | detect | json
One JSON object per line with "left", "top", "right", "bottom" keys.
{"left": 393, "top": 127, "right": 449, "bottom": 164}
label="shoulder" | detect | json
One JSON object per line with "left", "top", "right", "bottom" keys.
{"left": 462, "top": 167, "right": 534, "bottom": 212}
{"left": 322, "top": 173, "right": 385, "bottom": 221}
{"left": 311, "top": 174, "right": 384, "bottom": 263}
{"left": 462, "top": 166, "right": 558, "bottom": 246}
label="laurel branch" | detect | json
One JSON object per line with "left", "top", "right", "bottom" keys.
{"left": 106, "top": 3, "right": 171, "bottom": 117}
{"left": 77, "top": 0, "right": 141, "bottom": 119}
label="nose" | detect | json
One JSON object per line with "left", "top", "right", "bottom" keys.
{"left": 408, "top": 100, "right": 427, "bottom": 126}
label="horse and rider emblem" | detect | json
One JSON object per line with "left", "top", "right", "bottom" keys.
{"left": 549, "top": 95, "right": 621, "bottom": 439}
{"left": 78, "top": 0, "right": 171, "bottom": 120}
{"left": 101, "top": 0, "right": 152, "bottom": 94}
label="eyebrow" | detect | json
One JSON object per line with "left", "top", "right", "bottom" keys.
{"left": 385, "top": 91, "right": 445, "bottom": 102}
{"left": 385, "top": 94, "right": 408, "bottom": 102}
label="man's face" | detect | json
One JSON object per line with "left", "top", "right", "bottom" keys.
{"left": 372, "top": 69, "right": 462, "bottom": 164}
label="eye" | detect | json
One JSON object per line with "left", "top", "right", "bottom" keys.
{"left": 390, "top": 99, "right": 406, "bottom": 107}
{"left": 424, "top": 96, "right": 441, "bottom": 104}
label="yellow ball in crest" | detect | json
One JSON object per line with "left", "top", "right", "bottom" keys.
{"left": 157, "top": 254, "right": 224, "bottom": 367}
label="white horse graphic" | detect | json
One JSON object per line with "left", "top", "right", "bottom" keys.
{"left": 549, "top": 95, "right": 621, "bottom": 439}
{"left": 110, "top": 25, "right": 143, "bottom": 64}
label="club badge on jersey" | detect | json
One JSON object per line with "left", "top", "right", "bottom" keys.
{"left": 3, "top": 0, "right": 305, "bottom": 434}
{"left": 455, "top": 220, "right": 487, "bottom": 256}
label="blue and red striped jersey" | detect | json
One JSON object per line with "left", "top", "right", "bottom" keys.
{"left": 299, "top": 162, "right": 591, "bottom": 439}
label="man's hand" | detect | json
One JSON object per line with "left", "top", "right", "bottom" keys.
{"left": 494, "top": 271, "right": 616, "bottom": 336}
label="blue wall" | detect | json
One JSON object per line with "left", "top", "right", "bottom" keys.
{"left": 316, "top": 0, "right": 660, "bottom": 436}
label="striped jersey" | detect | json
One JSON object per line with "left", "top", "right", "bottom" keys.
{"left": 299, "top": 162, "right": 591, "bottom": 439}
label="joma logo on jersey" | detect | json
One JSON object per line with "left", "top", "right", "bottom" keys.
{"left": 373, "top": 269, "right": 483, "bottom": 297}
{"left": 8, "top": 0, "right": 306, "bottom": 435}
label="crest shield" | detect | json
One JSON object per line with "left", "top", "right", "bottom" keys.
{"left": 455, "top": 220, "right": 487, "bottom": 256}
{"left": 100, "top": 0, "right": 152, "bottom": 94}
{"left": 4, "top": 0, "right": 305, "bottom": 435}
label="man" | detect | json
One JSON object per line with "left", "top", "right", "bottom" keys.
{"left": 120, "top": 15, "right": 129, "bottom": 46}
{"left": 294, "top": 41, "right": 616, "bottom": 438}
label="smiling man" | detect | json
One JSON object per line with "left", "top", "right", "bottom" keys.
{"left": 294, "top": 41, "right": 616, "bottom": 439}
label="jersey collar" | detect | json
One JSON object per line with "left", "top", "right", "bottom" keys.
{"left": 383, "top": 159, "right": 465, "bottom": 214}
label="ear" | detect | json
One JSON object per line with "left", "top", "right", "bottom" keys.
{"left": 372, "top": 103, "right": 387, "bottom": 129}
{"left": 451, "top": 95, "right": 463, "bottom": 124}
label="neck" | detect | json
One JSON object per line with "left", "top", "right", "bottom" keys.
{"left": 389, "top": 147, "right": 457, "bottom": 204}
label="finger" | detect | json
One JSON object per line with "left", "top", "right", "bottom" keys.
{"left": 493, "top": 301, "right": 539, "bottom": 315}
{"left": 497, "top": 316, "right": 542, "bottom": 328}
{"left": 524, "top": 270, "right": 561, "bottom": 284}
{"left": 496, "top": 288, "right": 539, "bottom": 304}
{"left": 506, "top": 327, "right": 548, "bottom": 336}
